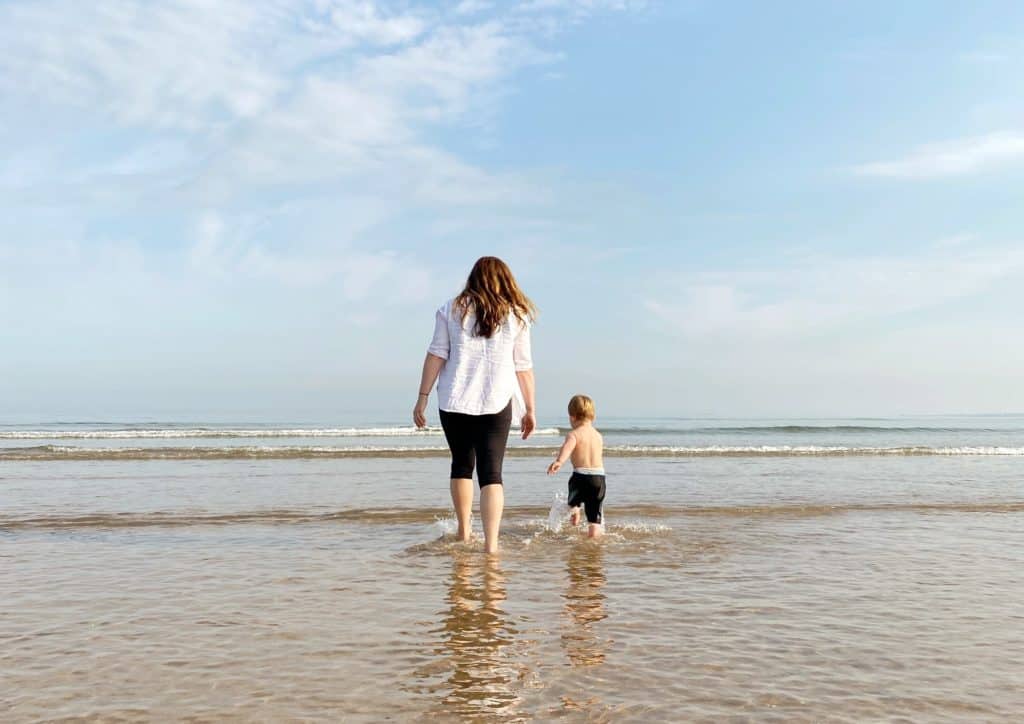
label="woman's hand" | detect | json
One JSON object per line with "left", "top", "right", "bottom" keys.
{"left": 547, "top": 459, "right": 562, "bottom": 475}
{"left": 520, "top": 411, "right": 536, "bottom": 440}
{"left": 414, "top": 354, "right": 445, "bottom": 429}
{"left": 515, "top": 369, "right": 535, "bottom": 439}
{"left": 413, "top": 397, "right": 428, "bottom": 429}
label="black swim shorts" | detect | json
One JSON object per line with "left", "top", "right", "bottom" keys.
{"left": 567, "top": 471, "right": 606, "bottom": 524}
{"left": 438, "top": 400, "right": 513, "bottom": 487}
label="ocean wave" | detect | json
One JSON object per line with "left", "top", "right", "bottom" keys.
{"left": 4, "top": 501, "right": 1023, "bottom": 530}
{"left": 0, "top": 444, "right": 454, "bottom": 460}
{"left": 690, "top": 425, "right": 1010, "bottom": 433}
{"left": 3, "top": 444, "right": 1024, "bottom": 461}
{"left": 596, "top": 425, "right": 1015, "bottom": 434}
{"left": 608, "top": 444, "right": 1024, "bottom": 456}
{"left": 0, "top": 426, "right": 562, "bottom": 440}
{"left": 1, "top": 423, "right": 1016, "bottom": 441}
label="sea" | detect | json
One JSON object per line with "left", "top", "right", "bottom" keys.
{"left": 3, "top": 414, "right": 1023, "bottom": 721}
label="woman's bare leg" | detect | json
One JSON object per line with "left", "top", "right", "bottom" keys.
{"left": 450, "top": 478, "right": 474, "bottom": 542}
{"left": 587, "top": 523, "right": 604, "bottom": 539}
{"left": 480, "top": 484, "right": 504, "bottom": 554}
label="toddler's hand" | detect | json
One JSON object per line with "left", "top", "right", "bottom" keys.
{"left": 547, "top": 460, "right": 562, "bottom": 475}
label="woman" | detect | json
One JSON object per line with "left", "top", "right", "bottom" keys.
{"left": 413, "top": 257, "right": 537, "bottom": 554}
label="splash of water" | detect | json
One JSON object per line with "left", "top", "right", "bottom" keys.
{"left": 547, "top": 491, "right": 570, "bottom": 531}
{"left": 434, "top": 514, "right": 458, "bottom": 538}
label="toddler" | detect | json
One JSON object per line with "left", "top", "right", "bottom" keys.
{"left": 547, "top": 394, "right": 605, "bottom": 538}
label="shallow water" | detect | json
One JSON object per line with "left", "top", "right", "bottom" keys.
{"left": 3, "top": 421, "right": 1024, "bottom": 721}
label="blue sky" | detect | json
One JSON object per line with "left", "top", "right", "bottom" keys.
{"left": 2, "top": 0, "right": 1023, "bottom": 420}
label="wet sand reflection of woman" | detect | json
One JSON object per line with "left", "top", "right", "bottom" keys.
{"left": 433, "top": 554, "right": 522, "bottom": 720}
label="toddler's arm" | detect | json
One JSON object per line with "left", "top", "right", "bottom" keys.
{"left": 547, "top": 432, "right": 577, "bottom": 475}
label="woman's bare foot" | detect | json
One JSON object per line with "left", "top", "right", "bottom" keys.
{"left": 569, "top": 507, "right": 581, "bottom": 527}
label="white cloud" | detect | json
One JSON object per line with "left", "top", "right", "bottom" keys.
{"left": 852, "top": 132, "right": 1024, "bottom": 179}
{"left": 515, "top": 0, "right": 647, "bottom": 16}
{"left": 0, "top": 0, "right": 624, "bottom": 133}
{"left": 0, "top": 0, "right": 650, "bottom": 411}
{"left": 186, "top": 202, "right": 435, "bottom": 305}
{"left": 1, "top": 1, "right": 277, "bottom": 129}
{"left": 957, "top": 50, "right": 1010, "bottom": 65}
{"left": 646, "top": 246, "right": 1024, "bottom": 338}
{"left": 956, "top": 38, "right": 1022, "bottom": 67}
{"left": 0, "top": 0, "right": 620, "bottom": 205}
{"left": 0, "top": 1, "right": 445, "bottom": 129}
{"left": 354, "top": 21, "right": 551, "bottom": 122}
{"left": 306, "top": 0, "right": 429, "bottom": 46}
{"left": 453, "top": 0, "right": 494, "bottom": 17}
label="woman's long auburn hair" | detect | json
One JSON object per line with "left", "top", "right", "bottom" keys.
{"left": 454, "top": 256, "right": 537, "bottom": 338}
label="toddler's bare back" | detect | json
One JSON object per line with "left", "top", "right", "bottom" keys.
{"left": 571, "top": 423, "right": 604, "bottom": 470}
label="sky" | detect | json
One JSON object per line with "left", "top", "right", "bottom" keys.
{"left": 2, "top": 0, "right": 1023, "bottom": 421}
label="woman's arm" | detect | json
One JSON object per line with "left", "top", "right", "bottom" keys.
{"left": 516, "top": 368, "right": 536, "bottom": 439}
{"left": 512, "top": 318, "right": 535, "bottom": 439}
{"left": 413, "top": 353, "right": 446, "bottom": 428}
{"left": 416, "top": 303, "right": 450, "bottom": 428}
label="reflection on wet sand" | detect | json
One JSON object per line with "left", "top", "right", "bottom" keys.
{"left": 429, "top": 553, "right": 522, "bottom": 720}
{"left": 561, "top": 543, "right": 609, "bottom": 668}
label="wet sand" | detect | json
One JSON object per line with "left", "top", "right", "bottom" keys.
{"left": 3, "top": 453, "right": 1024, "bottom": 720}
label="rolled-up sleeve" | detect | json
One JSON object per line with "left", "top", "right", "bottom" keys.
{"left": 513, "top": 320, "right": 533, "bottom": 371}
{"left": 427, "top": 305, "right": 450, "bottom": 360}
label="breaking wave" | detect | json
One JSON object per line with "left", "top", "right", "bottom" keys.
{"left": 3, "top": 444, "right": 1024, "bottom": 461}
{"left": 0, "top": 426, "right": 560, "bottom": 440}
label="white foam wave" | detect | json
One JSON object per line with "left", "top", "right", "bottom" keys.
{"left": 0, "top": 426, "right": 561, "bottom": 440}
{"left": 0, "top": 444, "right": 452, "bottom": 459}
{"left": 606, "top": 445, "right": 1024, "bottom": 456}
{"left": 5, "top": 443, "right": 1024, "bottom": 461}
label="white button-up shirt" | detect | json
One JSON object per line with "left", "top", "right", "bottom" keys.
{"left": 427, "top": 299, "right": 533, "bottom": 416}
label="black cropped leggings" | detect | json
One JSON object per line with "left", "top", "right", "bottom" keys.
{"left": 438, "top": 401, "right": 513, "bottom": 487}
